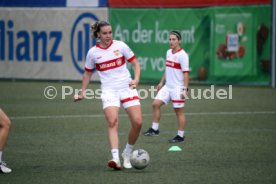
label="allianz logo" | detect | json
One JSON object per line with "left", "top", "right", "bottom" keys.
{"left": 70, "top": 12, "right": 98, "bottom": 74}
{"left": 0, "top": 12, "right": 99, "bottom": 74}
{"left": 98, "top": 57, "right": 124, "bottom": 70}
{"left": 0, "top": 20, "right": 62, "bottom": 62}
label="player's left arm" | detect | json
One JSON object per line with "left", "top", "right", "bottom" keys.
{"left": 130, "top": 58, "right": 141, "bottom": 88}
{"left": 184, "top": 72, "right": 189, "bottom": 92}
{"left": 121, "top": 41, "right": 140, "bottom": 88}
{"left": 181, "top": 53, "right": 190, "bottom": 96}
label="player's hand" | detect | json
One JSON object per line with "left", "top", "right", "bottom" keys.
{"left": 73, "top": 94, "right": 83, "bottom": 102}
{"left": 129, "top": 80, "right": 138, "bottom": 89}
{"left": 181, "top": 89, "right": 188, "bottom": 99}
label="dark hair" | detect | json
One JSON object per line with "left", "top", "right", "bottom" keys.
{"left": 170, "top": 31, "right": 182, "bottom": 40}
{"left": 90, "top": 21, "right": 111, "bottom": 38}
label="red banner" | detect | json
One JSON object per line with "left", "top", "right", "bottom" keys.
{"left": 108, "top": 0, "right": 271, "bottom": 7}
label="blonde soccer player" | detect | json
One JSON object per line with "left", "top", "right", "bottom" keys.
{"left": 74, "top": 21, "right": 142, "bottom": 170}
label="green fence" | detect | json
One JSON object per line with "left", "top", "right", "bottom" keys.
{"left": 109, "top": 5, "right": 271, "bottom": 85}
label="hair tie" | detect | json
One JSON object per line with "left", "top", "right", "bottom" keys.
{"left": 90, "top": 21, "right": 99, "bottom": 32}
{"left": 170, "top": 31, "right": 181, "bottom": 40}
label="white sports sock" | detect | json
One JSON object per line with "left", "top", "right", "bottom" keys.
{"left": 111, "top": 149, "right": 119, "bottom": 160}
{"left": 124, "top": 143, "right": 134, "bottom": 155}
{"left": 177, "top": 130, "right": 185, "bottom": 138}
{"left": 0, "top": 151, "right": 2, "bottom": 163}
{"left": 152, "top": 122, "right": 159, "bottom": 131}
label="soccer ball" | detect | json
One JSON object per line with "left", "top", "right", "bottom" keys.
{"left": 130, "top": 149, "right": 150, "bottom": 170}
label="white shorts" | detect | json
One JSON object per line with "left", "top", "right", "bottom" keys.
{"left": 155, "top": 85, "right": 185, "bottom": 108}
{"left": 101, "top": 87, "right": 140, "bottom": 109}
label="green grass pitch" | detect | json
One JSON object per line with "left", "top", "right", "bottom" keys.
{"left": 0, "top": 80, "right": 276, "bottom": 183}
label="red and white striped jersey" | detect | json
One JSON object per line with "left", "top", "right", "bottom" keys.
{"left": 165, "top": 48, "right": 189, "bottom": 88}
{"left": 85, "top": 40, "right": 136, "bottom": 90}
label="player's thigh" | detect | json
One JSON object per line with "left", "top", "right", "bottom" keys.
{"left": 120, "top": 88, "right": 140, "bottom": 109}
{"left": 0, "top": 108, "right": 11, "bottom": 127}
{"left": 101, "top": 90, "right": 120, "bottom": 110}
{"left": 155, "top": 86, "right": 170, "bottom": 105}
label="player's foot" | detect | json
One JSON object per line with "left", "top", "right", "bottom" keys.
{"left": 0, "top": 161, "right": 12, "bottom": 174}
{"left": 143, "top": 128, "right": 159, "bottom": 136}
{"left": 107, "top": 158, "right": 121, "bottom": 170}
{"left": 122, "top": 152, "right": 132, "bottom": 169}
{"left": 168, "top": 135, "right": 185, "bottom": 143}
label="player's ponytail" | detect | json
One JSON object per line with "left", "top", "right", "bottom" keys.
{"left": 90, "top": 21, "right": 111, "bottom": 38}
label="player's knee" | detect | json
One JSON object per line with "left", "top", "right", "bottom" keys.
{"left": 107, "top": 118, "right": 118, "bottom": 128}
{"left": 152, "top": 101, "right": 161, "bottom": 109}
{"left": 133, "top": 116, "right": 142, "bottom": 129}
{"left": 7, "top": 118, "right": 11, "bottom": 130}
{"left": 1, "top": 117, "right": 11, "bottom": 130}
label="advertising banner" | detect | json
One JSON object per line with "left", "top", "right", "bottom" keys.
{"left": 211, "top": 13, "right": 255, "bottom": 77}
{"left": 209, "top": 6, "right": 271, "bottom": 84}
{"left": 0, "top": 8, "right": 108, "bottom": 80}
{"left": 110, "top": 5, "right": 271, "bottom": 85}
{"left": 110, "top": 8, "right": 206, "bottom": 82}
{"left": 0, "top": 0, "right": 107, "bottom": 7}
{"left": 108, "top": 0, "right": 271, "bottom": 8}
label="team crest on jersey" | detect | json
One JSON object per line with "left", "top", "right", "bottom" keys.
{"left": 113, "top": 50, "right": 120, "bottom": 57}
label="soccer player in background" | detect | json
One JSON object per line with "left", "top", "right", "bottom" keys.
{"left": 74, "top": 21, "right": 142, "bottom": 170}
{"left": 143, "top": 31, "right": 189, "bottom": 143}
{"left": 0, "top": 108, "right": 12, "bottom": 173}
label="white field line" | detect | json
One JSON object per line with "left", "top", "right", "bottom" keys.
{"left": 10, "top": 111, "right": 276, "bottom": 120}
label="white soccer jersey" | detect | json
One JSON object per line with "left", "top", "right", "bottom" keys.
{"left": 85, "top": 40, "right": 136, "bottom": 90}
{"left": 165, "top": 48, "right": 189, "bottom": 88}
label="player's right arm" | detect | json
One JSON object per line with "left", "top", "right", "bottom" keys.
{"left": 74, "top": 71, "right": 92, "bottom": 102}
{"left": 156, "top": 74, "right": 166, "bottom": 91}
{"left": 80, "top": 71, "right": 93, "bottom": 99}
{"left": 74, "top": 49, "right": 94, "bottom": 102}
{"left": 156, "top": 51, "right": 168, "bottom": 91}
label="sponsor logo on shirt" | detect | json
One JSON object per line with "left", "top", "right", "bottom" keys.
{"left": 96, "top": 56, "right": 125, "bottom": 71}
{"left": 166, "top": 60, "right": 181, "bottom": 69}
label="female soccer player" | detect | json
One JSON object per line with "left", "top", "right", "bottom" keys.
{"left": 143, "top": 31, "right": 189, "bottom": 143}
{"left": 74, "top": 21, "right": 142, "bottom": 170}
{"left": 0, "top": 108, "right": 12, "bottom": 173}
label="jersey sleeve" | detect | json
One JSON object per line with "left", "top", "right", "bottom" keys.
{"left": 84, "top": 50, "right": 95, "bottom": 72}
{"left": 180, "top": 52, "right": 190, "bottom": 73}
{"left": 120, "top": 41, "right": 136, "bottom": 62}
